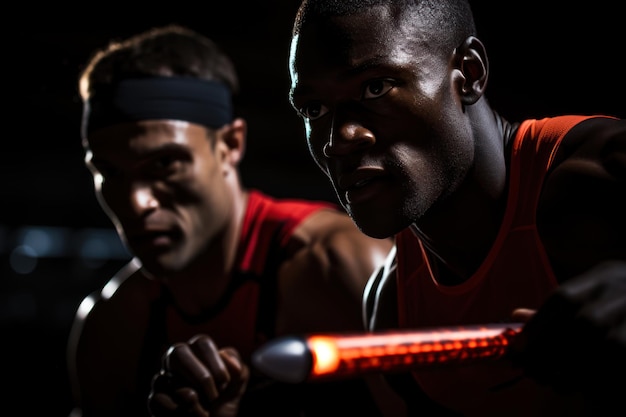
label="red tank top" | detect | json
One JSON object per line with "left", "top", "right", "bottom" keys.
{"left": 395, "top": 116, "right": 599, "bottom": 416}
{"left": 138, "top": 190, "right": 335, "bottom": 399}
{"left": 162, "top": 189, "right": 334, "bottom": 358}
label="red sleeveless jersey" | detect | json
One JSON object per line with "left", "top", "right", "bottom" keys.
{"left": 137, "top": 190, "right": 335, "bottom": 403}
{"left": 158, "top": 189, "right": 335, "bottom": 359}
{"left": 395, "top": 116, "right": 602, "bottom": 416}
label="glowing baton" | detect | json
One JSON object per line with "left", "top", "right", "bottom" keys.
{"left": 252, "top": 323, "right": 522, "bottom": 383}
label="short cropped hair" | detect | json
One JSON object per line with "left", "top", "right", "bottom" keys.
{"left": 293, "top": 0, "right": 476, "bottom": 52}
{"left": 79, "top": 24, "right": 239, "bottom": 102}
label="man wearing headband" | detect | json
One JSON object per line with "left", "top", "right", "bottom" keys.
{"left": 67, "top": 24, "right": 403, "bottom": 417}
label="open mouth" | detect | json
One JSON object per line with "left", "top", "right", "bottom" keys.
{"left": 129, "top": 230, "right": 180, "bottom": 249}
{"left": 345, "top": 176, "right": 388, "bottom": 204}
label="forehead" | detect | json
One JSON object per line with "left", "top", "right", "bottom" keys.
{"left": 291, "top": 7, "right": 390, "bottom": 71}
{"left": 290, "top": 6, "right": 429, "bottom": 93}
{"left": 86, "top": 120, "right": 207, "bottom": 159}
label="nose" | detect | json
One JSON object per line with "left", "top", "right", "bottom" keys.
{"left": 323, "top": 116, "right": 375, "bottom": 158}
{"left": 129, "top": 184, "right": 159, "bottom": 216}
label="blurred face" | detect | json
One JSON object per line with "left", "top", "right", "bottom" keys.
{"left": 289, "top": 6, "right": 475, "bottom": 238}
{"left": 85, "top": 120, "right": 233, "bottom": 276}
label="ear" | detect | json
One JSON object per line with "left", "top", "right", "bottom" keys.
{"left": 218, "top": 117, "right": 247, "bottom": 166}
{"left": 453, "top": 36, "right": 488, "bottom": 105}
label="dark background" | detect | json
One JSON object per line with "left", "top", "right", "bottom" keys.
{"left": 1, "top": 2, "right": 623, "bottom": 416}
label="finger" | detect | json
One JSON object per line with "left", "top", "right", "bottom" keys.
{"left": 173, "top": 387, "right": 210, "bottom": 417}
{"left": 148, "top": 389, "right": 209, "bottom": 417}
{"left": 219, "top": 347, "right": 243, "bottom": 372}
{"left": 220, "top": 347, "right": 250, "bottom": 396}
{"left": 559, "top": 260, "right": 626, "bottom": 302}
{"left": 188, "top": 335, "right": 230, "bottom": 394}
{"left": 507, "top": 309, "right": 535, "bottom": 361}
{"left": 147, "top": 391, "right": 178, "bottom": 417}
{"left": 165, "top": 343, "right": 220, "bottom": 400}
{"left": 579, "top": 289, "right": 626, "bottom": 329}
{"left": 150, "top": 370, "right": 172, "bottom": 393}
{"left": 149, "top": 371, "right": 211, "bottom": 417}
{"left": 511, "top": 308, "right": 535, "bottom": 323}
{"left": 516, "top": 262, "right": 626, "bottom": 389}
{"left": 148, "top": 373, "right": 175, "bottom": 416}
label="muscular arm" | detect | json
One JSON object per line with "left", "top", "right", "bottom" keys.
{"left": 274, "top": 208, "right": 407, "bottom": 417}
{"left": 538, "top": 117, "right": 626, "bottom": 281}
{"left": 275, "top": 208, "right": 394, "bottom": 334}
{"left": 515, "top": 117, "right": 626, "bottom": 411}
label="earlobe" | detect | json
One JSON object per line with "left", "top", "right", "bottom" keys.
{"left": 455, "top": 36, "right": 488, "bottom": 105}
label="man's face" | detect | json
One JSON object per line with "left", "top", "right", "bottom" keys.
{"left": 289, "top": 6, "right": 475, "bottom": 238}
{"left": 85, "top": 120, "right": 232, "bottom": 276}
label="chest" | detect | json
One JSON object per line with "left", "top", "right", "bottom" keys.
{"left": 163, "top": 280, "right": 267, "bottom": 360}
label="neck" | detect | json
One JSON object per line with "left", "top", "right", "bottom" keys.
{"left": 411, "top": 101, "right": 512, "bottom": 283}
{"left": 165, "top": 188, "right": 249, "bottom": 317}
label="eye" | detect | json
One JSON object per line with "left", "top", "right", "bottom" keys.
{"left": 152, "top": 155, "right": 183, "bottom": 176}
{"left": 299, "top": 101, "right": 329, "bottom": 121}
{"left": 362, "top": 79, "right": 394, "bottom": 99}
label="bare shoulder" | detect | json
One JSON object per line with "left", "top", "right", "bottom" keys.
{"left": 553, "top": 116, "right": 625, "bottom": 163}
{"left": 539, "top": 117, "right": 626, "bottom": 279}
{"left": 290, "top": 208, "right": 394, "bottom": 285}
{"left": 276, "top": 208, "right": 394, "bottom": 334}
{"left": 293, "top": 208, "right": 393, "bottom": 256}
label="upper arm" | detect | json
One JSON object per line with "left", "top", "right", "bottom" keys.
{"left": 538, "top": 117, "right": 626, "bottom": 280}
{"left": 276, "top": 209, "right": 394, "bottom": 334}
{"left": 275, "top": 212, "right": 408, "bottom": 416}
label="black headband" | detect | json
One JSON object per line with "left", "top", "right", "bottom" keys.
{"left": 82, "top": 77, "right": 233, "bottom": 137}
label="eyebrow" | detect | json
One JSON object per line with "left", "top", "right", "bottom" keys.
{"left": 290, "top": 54, "right": 391, "bottom": 104}
{"left": 340, "top": 55, "right": 389, "bottom": 79}
{"left": 90, "top": 142, "right": 192, "bottom": 165}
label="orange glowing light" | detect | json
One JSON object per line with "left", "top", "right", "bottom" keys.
{"left": 308, "top": 336, "right": 341, "bottom": 375}
{"left": 303, "top": 324, "right": 521, "bottom": 381}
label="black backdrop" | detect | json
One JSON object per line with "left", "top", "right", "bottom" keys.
{"left": 2, "top": 2, "right": 623, "bottom": 416}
